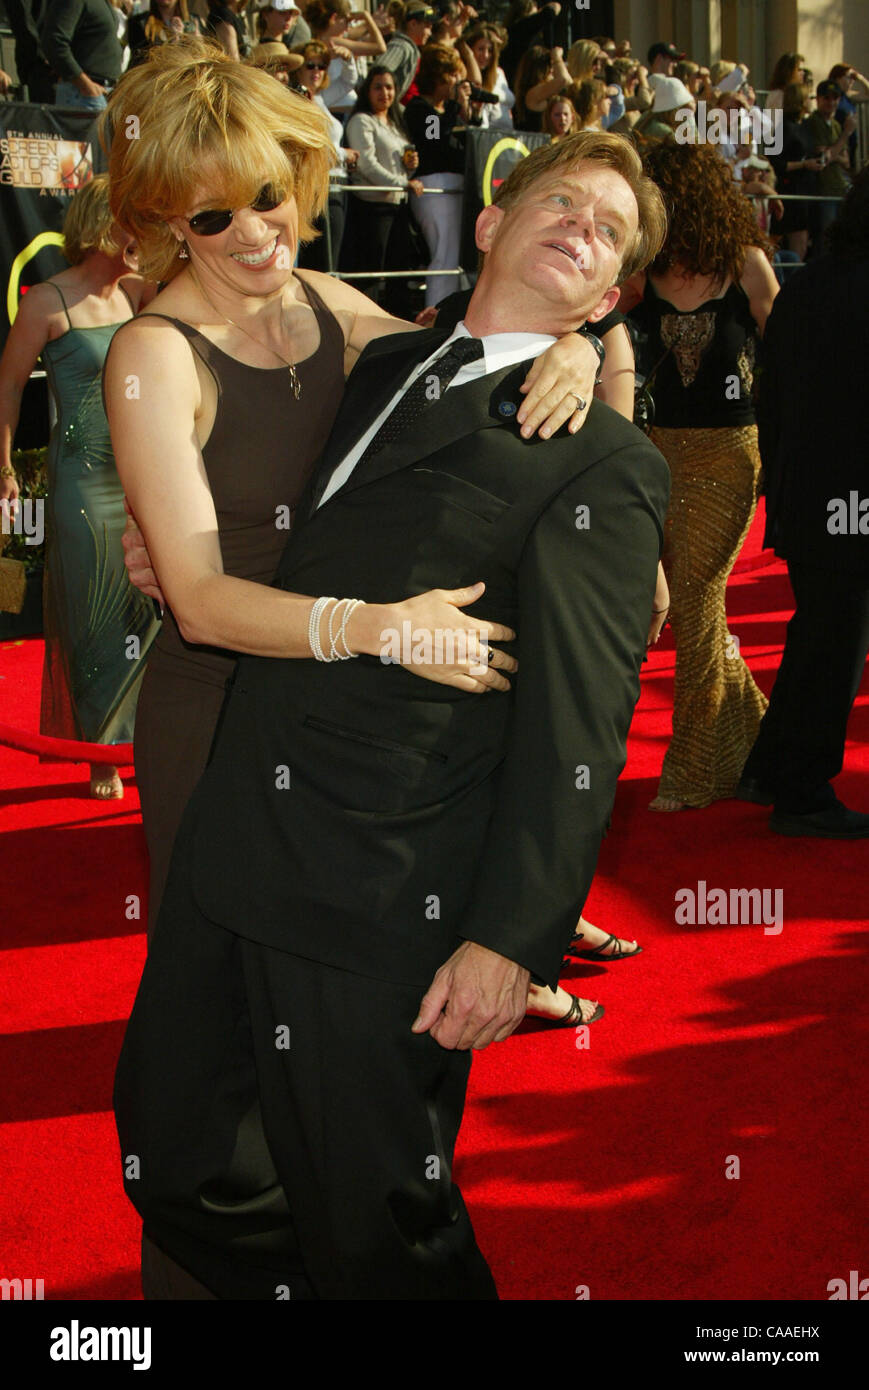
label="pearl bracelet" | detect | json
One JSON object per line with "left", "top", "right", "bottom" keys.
{"left": 308, "top": 595, "right": 336, "bottom": 661}
{"left": 308, "top": 595, "right": 364, "bottom": 661}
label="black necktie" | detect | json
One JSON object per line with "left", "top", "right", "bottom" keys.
{"left": 356, "top": 336, "right": 485, "bottom": 467}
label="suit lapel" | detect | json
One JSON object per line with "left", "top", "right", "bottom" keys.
{"left": 307, "top": 327, "right": 451, "bottom": 511}
{"left": 317, "top": 359, "right": 540, "bottom": 507}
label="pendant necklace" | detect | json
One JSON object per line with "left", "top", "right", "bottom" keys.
{"left": 187, "top": 265, "right": 301, "bottom": 399}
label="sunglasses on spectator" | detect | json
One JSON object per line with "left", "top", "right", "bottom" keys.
{"left": 304, "top": 61, "right": 327, "bottom": 71}
{"left": 186, "top": 185, "right": 284, "bottom": 237}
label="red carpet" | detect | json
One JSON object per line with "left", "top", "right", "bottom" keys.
{"left": 1, "top": 509, "right": 867, "bottom": 1301}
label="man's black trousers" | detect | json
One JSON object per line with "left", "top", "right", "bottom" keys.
{"left": 742, "top": 559, "right": 869, "bottom": 811}
{"left": 114, "top": 818, "right": 498, "bottom": 1301}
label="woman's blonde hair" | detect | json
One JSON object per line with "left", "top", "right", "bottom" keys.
{"left": 144, "top": 0, "right": 190, "bottom": 45}
{"left": 674, "top": 59, "right": 698, "bottom": 85}
{"left": 100, "top": 35, "right": 334, "bottom": 282}
{"left": 566, "top": 39, "right": 601, "bottom": 82}
{"left": 709, "top": 59, "right": 735, "bottom": 87}
{"left": 62, "top": 173, "right": 122, "bottom": 264}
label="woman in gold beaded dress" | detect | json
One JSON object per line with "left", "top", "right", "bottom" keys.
{"left": 622, "top": 142, "right": 780, "bottom": 809}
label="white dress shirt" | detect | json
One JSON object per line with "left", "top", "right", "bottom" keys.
{"left": 317, "top": 322, "right": 557, "bottom": 507}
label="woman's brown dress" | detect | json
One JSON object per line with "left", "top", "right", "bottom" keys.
{"left": 130, "top": 274, "right": 346, "bottom": 931}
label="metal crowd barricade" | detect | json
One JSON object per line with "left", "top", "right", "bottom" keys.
{"left": 323, "top": 180, "right": 465, "bottom": 282}
{"left": 746, "top": 192, "right": 846, "bottom": 272}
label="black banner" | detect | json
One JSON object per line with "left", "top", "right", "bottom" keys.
{"left": 461, "top": 127, "right": 550, "bottom": 269}
{"left": 0, "top": 102, "right": 105, "bottom": 351}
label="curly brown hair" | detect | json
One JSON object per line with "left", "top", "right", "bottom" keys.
{"left": 641, "top": 141, "right": 773, "bottom": 282}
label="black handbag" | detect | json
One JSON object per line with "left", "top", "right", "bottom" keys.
{"left": 633, "top": 349, "right": 670, "bottom": 435}
{"left": 626, "top": 316, "right": 669, "bottom": 435}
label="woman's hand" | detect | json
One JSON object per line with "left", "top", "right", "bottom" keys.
{"left": 347, "top": 581, "right": 517, "bottom": 693}
{"left": 454, "top": 79, "right": 473, "bottom": 118}
{"left": 517, "top": 333, "right": 600, "bottom": 438}
{"left": 122, "top": 502, "right": 165, "bottom": 605}
{"left": 344, "top": 148, "right": 360, "bottom": 169}
{"left": 408, "top": 178, "right": 424, "bottom": 197}
{"left": 0, "top": 470, "right": 19, "bottom": 510}
{"left": 647, "top": 562, "right": 670, "bottom": 647}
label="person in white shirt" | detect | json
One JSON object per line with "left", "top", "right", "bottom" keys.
{"left": 463, "top": 22, "right": 515, "bottom": 130}
{"left": 343, "top": 65, "right": 423, "bottom": 312}
{"left": 292, "top": 38, "right": 359, "bottom": 269}
{"left": 305, "top": 0, "right": 386, "bottom": 115}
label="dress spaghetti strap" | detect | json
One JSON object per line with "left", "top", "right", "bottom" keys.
{"left": 118, "top": 281, "right": 137, "bottom": 317}
{"left": 47, "top": 281, "right": 74, "bottom": 332}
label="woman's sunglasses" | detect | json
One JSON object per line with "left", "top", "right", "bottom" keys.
{"left": 186, "top": 185, "right": 284, "bottom": 238}
{"left": 304, "top": 61, "right": 327, "bottom": 71}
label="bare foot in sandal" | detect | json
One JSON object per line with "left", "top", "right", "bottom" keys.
{"left": 526, "top": 982, "right": 603, "bottom": 1025}
{"left": 90, "top": 764, "right": 124, "bottom": 799}
{"left": 568, "top": 915, "right": 641, "bottom": 960}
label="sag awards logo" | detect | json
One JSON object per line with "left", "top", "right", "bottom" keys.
{"left": 0, "top": 132, "right": 93, "bottom": 190}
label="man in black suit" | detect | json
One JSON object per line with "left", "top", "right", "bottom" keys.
{"left": 737, "top": 167, "right": 869, "bottom": 837}
{"left": 115, "top": 132, "right": 670, "bottom": 1300}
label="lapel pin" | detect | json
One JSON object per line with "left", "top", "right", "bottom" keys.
{"left": 498, "top": 399, "right": 518, "bottom": 418}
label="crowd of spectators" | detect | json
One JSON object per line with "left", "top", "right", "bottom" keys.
{"left": 1, "top": 2, "right": 867, "bottom": 300}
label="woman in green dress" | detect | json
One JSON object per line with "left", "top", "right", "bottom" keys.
{"left": 0, "top": 175, "right": 160, "bottom": 797}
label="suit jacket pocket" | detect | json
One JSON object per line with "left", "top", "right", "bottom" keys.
{"left": 411, "top": 468, "right": 510, "bottom": 524}
{"left": 301, "top": 713, "right": 448, "bottom": 813}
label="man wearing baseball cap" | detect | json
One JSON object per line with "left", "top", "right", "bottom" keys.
{"left": 380, "top": 1, "right": 435, "bottom": 101}
{"left": 647, "top": 41, "right": 685, "bottom": 94}
{"left": 804, "top": 79, "right": 856, "bottom": 237}
{"left": 257, "top": 0, "right": 312, "bottom": 50}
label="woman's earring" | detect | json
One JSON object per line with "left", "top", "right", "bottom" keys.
{"left": 178, "top": 243, "right": 189, "bottom": 259}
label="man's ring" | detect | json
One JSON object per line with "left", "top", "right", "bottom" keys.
{"left": 570, "top": 393, "right": 587, "bottom": 411}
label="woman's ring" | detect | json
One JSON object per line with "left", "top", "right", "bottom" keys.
{"left": 570, "top": 393, "right": 587, "bottom": 411}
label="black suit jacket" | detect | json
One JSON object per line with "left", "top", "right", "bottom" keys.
{"left": 758, "top": 254, "right": 869, "bottom": 576}
{"left": 181, "top": 327, "right": 670, "bottom": 988}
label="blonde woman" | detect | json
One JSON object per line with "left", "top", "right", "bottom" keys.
{"left": 128, "top": 0, "right": 202, "bottom": 65}
{"left": 566, "top": 38, "right": 601, "bottom": 83}
{"left": 101, "top": 36, "right": 604, "bottom": 934}
{"left": 0, "top": 176, "right": 159, "bottom": 798}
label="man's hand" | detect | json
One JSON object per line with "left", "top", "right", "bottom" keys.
{"left": 412, "top": 941, "right": 530, "bottom": 1050}
{"left": 75, "top": 73, "right": 106, "bottom": 99}
{"left": 122, "top": 501, "right": 165, "bottom": 605}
